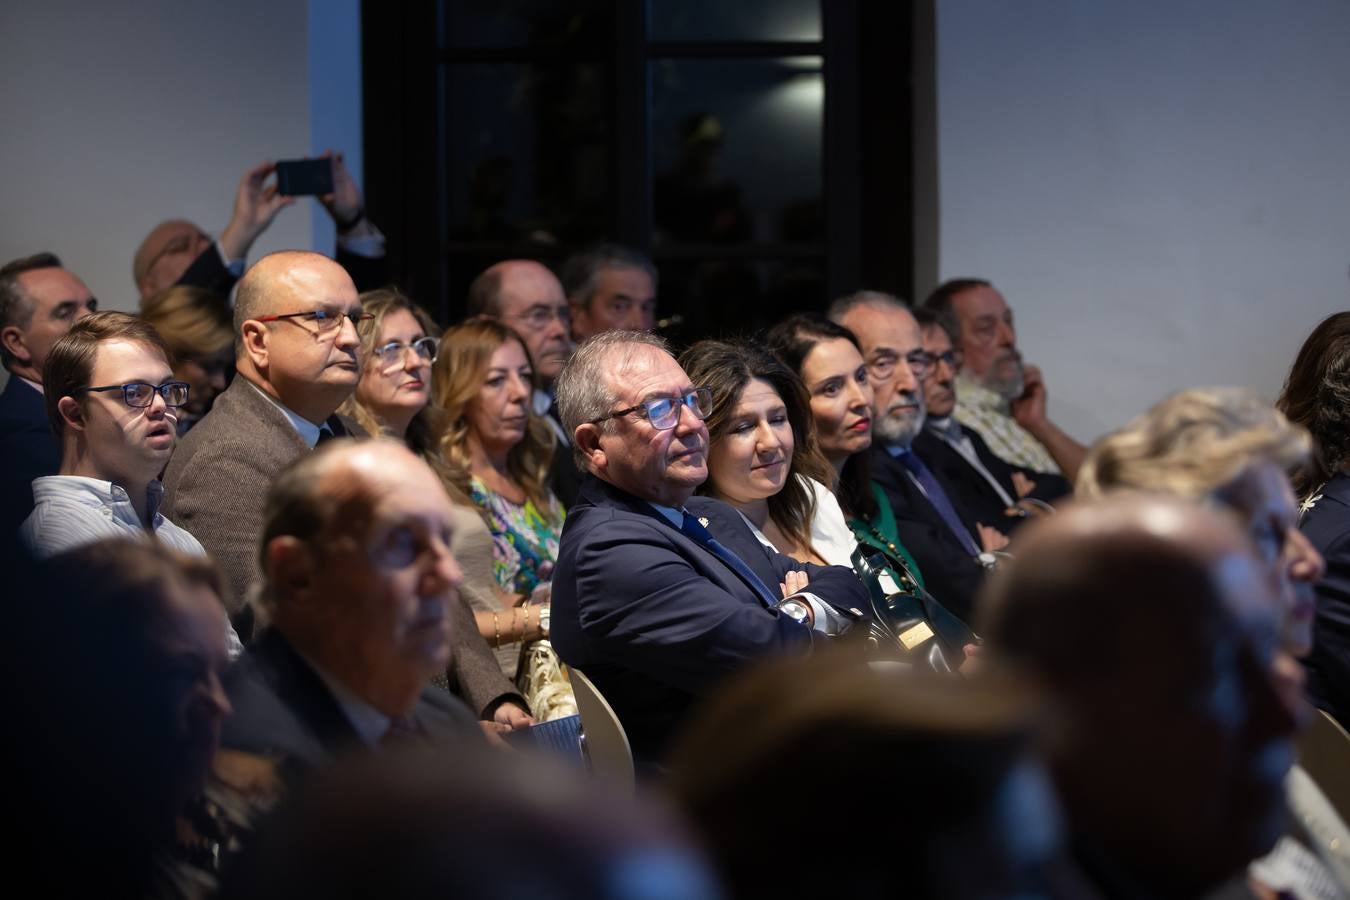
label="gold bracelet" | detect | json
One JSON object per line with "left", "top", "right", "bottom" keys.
{"left": 493, "top": 612, "right": 501, "bottom": 649}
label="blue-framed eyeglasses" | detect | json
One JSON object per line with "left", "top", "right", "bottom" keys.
{"left": 72, "top": 381, "right": 190, "bottom": 408}
{"left": 591, "top": 387, "right": 713, "bottom": 430}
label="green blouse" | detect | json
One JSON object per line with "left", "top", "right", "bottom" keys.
{"left": 847, "top": 481, "right": 926, "bottom": 590}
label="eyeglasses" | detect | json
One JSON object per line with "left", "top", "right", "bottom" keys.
{"left": 373, "top": 336, "right": 439, "bottom": 369}
{"left": 592, "top": 387, "right": 713, "bottom": 430}
{"left": 73, "top": 381, "right": 190, "bottom": 408}
{"left": 866, "top": 350, "right": 936, "bottom": 381}
{"left": 509, "top": 304, "right": 571, "bottom": 332}
{"left": 256, "top": 309, "right": 374, "bottom": 333}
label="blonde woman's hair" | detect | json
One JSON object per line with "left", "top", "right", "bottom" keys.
{"left": 337, "top": 288, "right": 446, "bottom": 463}
{"left": 430, "top": 317, "right": 556, "bottom": 511}
{"left": 139, "top": 284, "right": 232, "bottom": 361}
{"left": 1078, "top": 387, "right": 1310, "bottom": 511}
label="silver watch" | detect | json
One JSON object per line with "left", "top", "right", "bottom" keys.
{"left": 776, "top": 598, "right": 812, "bottom": 626}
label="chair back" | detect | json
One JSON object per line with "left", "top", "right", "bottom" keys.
{"left": 1298, "top": 708, "right": 1350, "bottom": 824}
{"left": 569, "top": 667, "right": 635, "bottom": 790}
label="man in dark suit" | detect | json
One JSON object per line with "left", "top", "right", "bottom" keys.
{"left": 550, "top": 330, "right": 868, "bottom": 764}
{"left": 163, "top": 250, "right": 366, "bottom": 629}
{"left": 911, "top": 307, "right": 1069, "bottom": 536}
{"left": 832, "top": 292, "right": 999, "bottom": 623}
{"left": 220, "top": 439, "right": 481, "bottom": 786}
{"left": 133, "top": 154, "right": 386, "bottom": 302}
{"left": 0, "top": 252, "right": 98, "bottom": 535}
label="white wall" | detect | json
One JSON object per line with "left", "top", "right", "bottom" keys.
{"left": 0, "top": 0, "right": 363, "bottom": 316}
{"left": 936, "top": 0, "right": 1350, "bottom": 443}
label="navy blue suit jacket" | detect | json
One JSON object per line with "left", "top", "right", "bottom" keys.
{"left": 0, "top": 376, "right": 58, "bottom": 538}
{"left": 870, "top": 445, "right": 987, "bottom": 622}
{"left": 551, "top": 475, "right": 868, "bottom": 764}
{"left": 222, "top": 629, "right": 480, "bottom": 788}
{"left": 1300, "top": 473, "right": 1350, "bottom": 728}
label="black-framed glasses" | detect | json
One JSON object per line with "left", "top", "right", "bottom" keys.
{"left": 866, "top": 350, "right": 936, "bottom": 381}
{"left": 373, "top": 336, "right": 439, "bottom": 369}
{"left": 256, "top": 309, "right": 374, "bottom": 333}
{"left": 73, "top": 381, "right": 190, "bottom": 408}
{"left": 592, "top": 387, "right": 713, "bottom": 430}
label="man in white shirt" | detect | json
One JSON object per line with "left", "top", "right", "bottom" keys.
{"left": 19, "top": 310, "right": 243, "bottom": 655}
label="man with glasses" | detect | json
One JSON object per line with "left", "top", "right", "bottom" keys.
{"left": 467, "top": 259, "right": 583, "bottom": 505}
{"left": 920, "top": 278, "right": 1086, "bottom": 481}
{"left": 910, "top": 308, "right": 1069, "bottom": 532}
{"left": 550, "top": 330, "right": 868, "bottom": 765}
{"left": 0, "top": 252, "right": 99, "bottom": 534}
{"left": 163, "top": 251, "right": 367, "bottom": 637}
{"left": 830, "top": 291, "right": 1002, "bottom": 623}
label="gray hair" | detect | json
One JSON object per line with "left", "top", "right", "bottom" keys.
{"left": 0, "top": 252, "right": 63, "bottom": 369}
{"left": 560, "top": 243, "right": 659, "bottom": 312}
{"left": 825, "top": 290, "right": 908, "bottom": 324}
{"left": 555, "top": 330, "right": 672, "bottom": 468}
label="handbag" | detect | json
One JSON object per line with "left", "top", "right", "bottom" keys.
{"left": 850, "top": 545, "right": 977, "bottom": 673}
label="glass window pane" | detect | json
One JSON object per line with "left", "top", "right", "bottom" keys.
{"left": 658, "top": 259, "right": 827, "bottom": 345}
{"left": 445, "top": 62, "right": 613, "bottom": 246}
{"left": 650, "top": 0, "right": 821, "bottom": 43}
{"left": 652, "top": 58, "right": 824, "bottom": 247}
{"left": 445, "top": 0, "right": 612, "bottom": 50}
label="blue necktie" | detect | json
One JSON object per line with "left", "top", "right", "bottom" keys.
{"left": 896, "top": 450, "right": 983, "bottom": 557}
{"left": 679, "top": 511, "right": 780, "bottom": 608}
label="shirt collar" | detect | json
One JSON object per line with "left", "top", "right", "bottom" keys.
{"left": 246, "top": 380, "right": 327, "bottom": 448}
{"left": 298, "top": 650, "right": 391, "bottom": 746}
{"left": 884, "top": 443, "right": 912, "bottom": 458}
{"left": 13, "top": 375, "right": 44, "bottom": 395}
{"left": 31, "top": 475, "right": 166, "bottom": 525}
{"left": 647, "top": 502, "right": 685, "bottom": 528}
{"left": 926, "top": 414, "right": 960, "bottom": 441}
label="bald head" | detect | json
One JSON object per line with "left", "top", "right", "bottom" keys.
{"left": 980, "top": 495, "right": 1297, "bottom": 895}
{"left": 134, "top": 219, "right": 212, "bottom": 300}
{"left": 467, "top": 259, "right": 571, "bottom": 381}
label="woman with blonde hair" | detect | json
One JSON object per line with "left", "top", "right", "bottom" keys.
{"left": 1078, "top": 386, "right": 1323, "bottom": 659}
{"left": 139, "top": 284, "right": 233, "bottom": 433}
{"left": 338, "top": 290, "right": 543, "bottom": 711}
{"left": 432, "top": 317, "right": 573, "bottom": 719}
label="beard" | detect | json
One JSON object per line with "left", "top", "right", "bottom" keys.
{"left": 980, "top": 349, "right": 1026, "bottom": 402}
{"left": 874, "top": 389, "right": 927, "bottom": 447}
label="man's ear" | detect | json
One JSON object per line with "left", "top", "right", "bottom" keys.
{"left": 239, "top": 320, "right": 269, "bottom": 372}
{"left": 57, "top": 396, "right": 85, "bottom": 433}
{"left": 573, "top": 422, "right": 605, "bottom": 472}
{"left": 0, "top": 324, "right": 30, "bottom": 366}
{"left": 266, "top": 536, "right": 315, "bottom": 605}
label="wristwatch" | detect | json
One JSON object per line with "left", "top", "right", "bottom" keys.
{"left": 776, "top": 598, "right": 812, "bottom": 627}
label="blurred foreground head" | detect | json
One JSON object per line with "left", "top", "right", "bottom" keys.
{"left": 668, "top": 650, "right": 1061, "bottom": 900}
{"left": 220, "top": 743, "right": 721, "bottom": 900}
{"left": 980, "top": 495, "right": 1298, "bottom": 897}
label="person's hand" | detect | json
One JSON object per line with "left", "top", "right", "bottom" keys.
{"left": 780, "top": 569, "right": 810, "bottom": 598}
{"left": 977, "top": 523, "right": 1010, "bottom": 553}
{"left": 318, "top": 150, "right": 364, "bottom": 228}
{"left": 958, "top": 642, "right": 983, "bottom": 676}
{"left": 219, "top": 160, "right": 295, "bottom": 261}
{"left": 478, "top": 720, "right": 514, "bottom": 750}
{"left": 493, "top": 702, "right": 535, "bottom": 731}
{"left": 1010, "top": 364, "right": 1048, "bottom": 430}
{"left": 1010, "top": 471, "right": 1036, "bottom": 499}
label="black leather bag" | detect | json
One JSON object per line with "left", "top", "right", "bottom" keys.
{"left": 850, "top": 545, "right": 977, "bottom": 673}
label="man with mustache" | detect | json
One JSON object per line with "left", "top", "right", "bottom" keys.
{"left": 163, "top": 251, "right": 366, "bottom": 636}
{"left": 550, "top": 330, "right": 868, "bottom": 765}
{"left": 831, "top": 291, "right": 1004, "bottom": 622}
{"left": 911, "top": 308, "right": 1071, "bottom": 528}
{"left": 921, "top": 279, "right": 1086, "bottom": 481}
